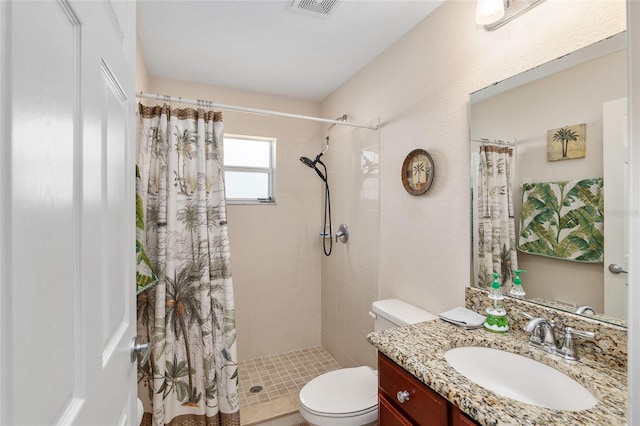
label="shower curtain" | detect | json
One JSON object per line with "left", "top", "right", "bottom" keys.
{"left": 136, "top": 104, "right": 240, "bottom": 426}
{"left": 476, "top": 145, "right": 518, "bottom": 288}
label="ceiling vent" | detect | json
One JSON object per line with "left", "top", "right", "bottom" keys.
{"left": 291, "top": 0, "right": 340, "bottom": 17}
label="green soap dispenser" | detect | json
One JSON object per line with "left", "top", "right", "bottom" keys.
{"left": 509, "top": 269, "right": 527, "bottom": 298}
{"left": 484, "top": 273, "right": 509, "bottom": 333}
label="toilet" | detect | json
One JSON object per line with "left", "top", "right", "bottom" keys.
{"left": 298, "top": 299, "right": 437, "bottom": 425}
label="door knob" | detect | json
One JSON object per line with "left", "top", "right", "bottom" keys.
{"left": 608, "top": 263, "right": 628, "bottom": 274}
{"left": 131, "top": 336, "right": 151, "bottom": 366}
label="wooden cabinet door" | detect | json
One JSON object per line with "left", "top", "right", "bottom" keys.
{"left": 379, "top": 394, "right": 413, "bottom": 426}
{"left": 378, "top": 353, "right": 448, "bottom": 426}
{"left": 449, "top": 404, "right": 479, "bottom": 426}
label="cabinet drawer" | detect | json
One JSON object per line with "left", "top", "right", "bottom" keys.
{"left": 378, "top": 353, "right": 448, "bottom": 426}
{"left": 379, "top": 393, "right": 413, "bottom": 426}
{"left": 449, "top": 404, "right": 479, "bottom": 426}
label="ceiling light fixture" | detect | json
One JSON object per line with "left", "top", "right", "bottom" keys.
{"left": 476, "top": 0, "right": 545, "bottom": 31}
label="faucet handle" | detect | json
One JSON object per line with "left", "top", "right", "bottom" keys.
{"left": 566, "top": 327, "right": 595, "bottom": 339}
{"left": 519, "top": 311, "right": 535, "bottom": 320}
{"left": 559, "top": 327, "right": 595, "bottom": 361}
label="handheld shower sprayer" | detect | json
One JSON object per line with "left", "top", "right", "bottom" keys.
{"left": 299, "top": 153, "right": 327, "bottom": 182}
{"left": 299, "top": 114, "right": 347, "bottom": 256}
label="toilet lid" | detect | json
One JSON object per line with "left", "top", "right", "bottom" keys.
{"left": 299, "top": 366, "right": 378, "bottom": 416}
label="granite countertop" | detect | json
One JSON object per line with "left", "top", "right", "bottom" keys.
{"left": 367, "top": 319, "right": 627, "bottom": 426}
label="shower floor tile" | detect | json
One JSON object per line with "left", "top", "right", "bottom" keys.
{"left": 238, "top": 346, "right": 341, "bottom": 409}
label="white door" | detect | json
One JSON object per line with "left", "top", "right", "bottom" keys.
{"left": 0, "top": 1, "right": 138, "bottom": 425}
{"left": 603, "top": 97, "right": 629, "bottom": 321}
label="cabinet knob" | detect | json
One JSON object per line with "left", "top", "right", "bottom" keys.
{"left": 397, "top": 390, "right": 410, "bottom": 403}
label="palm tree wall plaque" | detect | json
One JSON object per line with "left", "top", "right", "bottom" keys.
{"left": 548, "top": 124, "right": 585, "bottom": 160}
{"left": 553, "top": 126, "right": 579, "bottom": 158}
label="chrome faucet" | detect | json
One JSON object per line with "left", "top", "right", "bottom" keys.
{"left": 523, "top": 316, "right": 558, "bottom": 351}
{"left": 520, "top": 312, "right": 595, "bottom": 361}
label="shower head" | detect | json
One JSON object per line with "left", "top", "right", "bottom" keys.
{"left": 300, "top": 156, "right": 316, "bottom": 168}
{"left": 299, "top": 154, "right": 327, "bottom": 182}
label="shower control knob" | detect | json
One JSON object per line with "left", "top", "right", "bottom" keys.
{"left": 396, "top": 390, "right": 410, "bottom": 404}
{"left": 335, "top": 223, "right": 349, "bottom": 243}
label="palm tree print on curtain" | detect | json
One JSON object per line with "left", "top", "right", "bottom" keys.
{"left": 136, "top": 104, "right": 240, "bottom": 426}
{"left": 476, "top": 145, "right": 518, "bottom": 290}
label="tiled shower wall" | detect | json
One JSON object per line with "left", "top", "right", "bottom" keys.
{"left": 147, "top": 75, "right": 378, "bottom": 364}
{"left": 227, "top": 114, "right": 325, "bottom": 361}
{"left": 319, "top": 122, "right": 380, "bottom": 369}
{"left": 144, "top": 77, "right": 328, "bottom": 362}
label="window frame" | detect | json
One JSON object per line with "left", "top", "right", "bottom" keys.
{"left": 223, "top": 133, "right": 276, "bottom": 204}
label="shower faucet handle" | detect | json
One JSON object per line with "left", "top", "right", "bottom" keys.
{"left": 335, "top": 223, "right": 349, "bottom": 243}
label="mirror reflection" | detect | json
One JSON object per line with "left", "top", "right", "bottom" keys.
{"left": 469, "top": 32, "right": 628, "bottom": 325}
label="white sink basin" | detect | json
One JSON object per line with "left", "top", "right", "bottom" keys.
{"left": 444, "top": 346, "right": 597, "bottom": 411}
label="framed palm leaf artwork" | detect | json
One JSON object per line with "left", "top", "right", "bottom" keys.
{"left": 547, "top": 123, "right": 586, "bottom": 161}
{"left": 401, "top": 149, "right": 434, "bottom": 195}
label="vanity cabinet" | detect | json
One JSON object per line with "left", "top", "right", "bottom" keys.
{"left": 378, "top": 353, "right": 479, "bottom": 426}
{"left": 449, "top": 405, "right": 479, "bottom": 426}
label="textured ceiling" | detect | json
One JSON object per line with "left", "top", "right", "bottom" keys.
{"left": 137, "top": 1, "right": 444, "bottom": 101}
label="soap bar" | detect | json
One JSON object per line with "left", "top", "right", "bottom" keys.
{"left": 439, "top": 307, "right": 485, "bottom": 328}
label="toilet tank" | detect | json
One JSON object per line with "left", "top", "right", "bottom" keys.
{"left": 371, "top": 299, "right": 437, "bottom": 331}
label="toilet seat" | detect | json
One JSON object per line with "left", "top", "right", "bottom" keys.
{"left": 299, "top": 366, "right": 378, "bottom": 417}
{"left": 301, "top": 404, "right": 377, "bottom": 419}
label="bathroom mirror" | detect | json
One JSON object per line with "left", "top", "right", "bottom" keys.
{"left": 469, "top": 32, "right": 628, "bottom": 326}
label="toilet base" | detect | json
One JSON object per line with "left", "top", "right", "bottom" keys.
{"left": 299, "top": 404, "right": 377, "bottom": 426}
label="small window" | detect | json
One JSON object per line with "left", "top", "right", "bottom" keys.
{"left": 223, "top": 134, "right": 275, "bottom": 203}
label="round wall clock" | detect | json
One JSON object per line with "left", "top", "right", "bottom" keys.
{"left": 401, "top": 149, "right": 434, "bottom": 195}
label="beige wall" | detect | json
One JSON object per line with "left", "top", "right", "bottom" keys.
{"left": 321, "top": 0, "right": 625, "bottom": 367}
{"left": 136, "top": 36, "right": 150, "bottom": 93}
{"left": 136, "top": 0, "right": 626, "bottom": 368}
{"left": 471, "top": 49, "right": 627, "bottom": 312}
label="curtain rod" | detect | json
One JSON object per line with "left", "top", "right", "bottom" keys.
{"left": 471, "top": 138, "right": 515, "bottom": 147}
{"left": 136, "top": 92, "right": 379, "bottom": 131}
